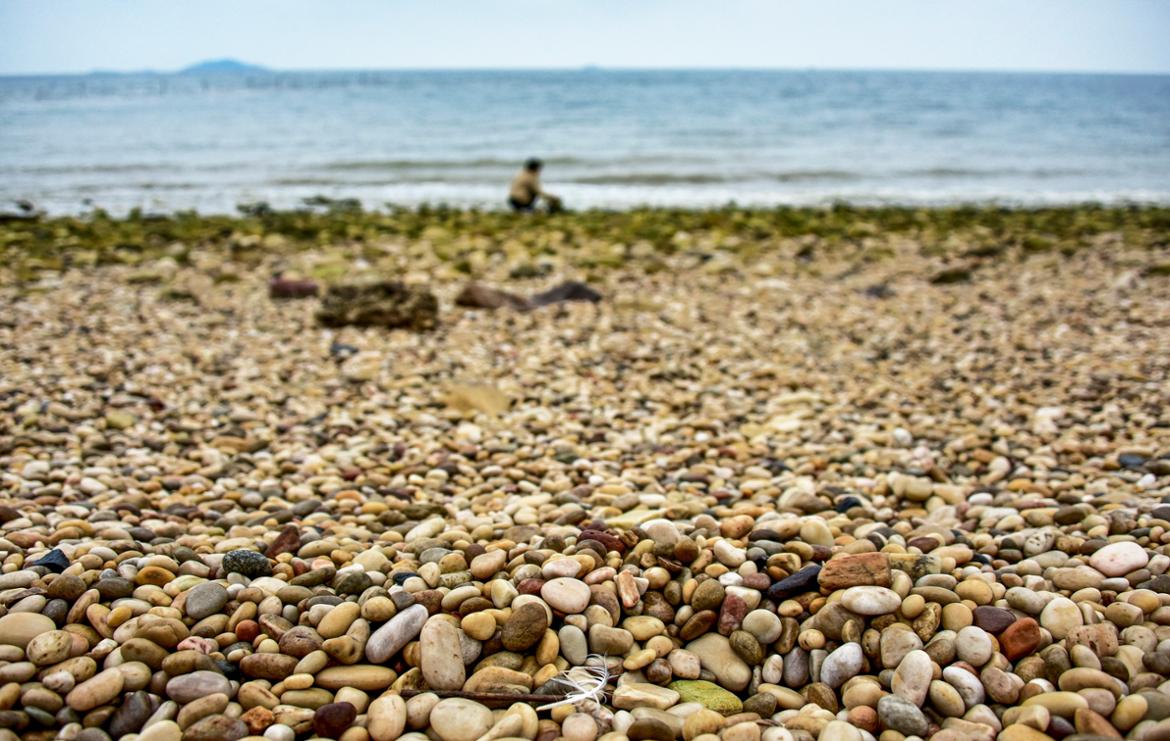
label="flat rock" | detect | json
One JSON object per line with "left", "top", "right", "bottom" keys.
{"left": 818, "top": 552, "right": 892, "bottom": 590}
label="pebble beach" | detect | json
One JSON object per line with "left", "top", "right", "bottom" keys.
{"left": 2, "top": 206, "right": 1170, "bottom": 741}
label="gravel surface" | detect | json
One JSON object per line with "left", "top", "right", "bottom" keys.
{"left": 1, "top": 210, "right": 1169, "bottom": 741}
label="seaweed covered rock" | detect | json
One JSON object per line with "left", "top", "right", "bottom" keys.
{"left": 316, "top": 281, "right": 438, "bottom": 330}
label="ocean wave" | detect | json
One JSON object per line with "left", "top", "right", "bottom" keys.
{"left": 771, "top": 170, "right": 859, "bottom": 183}
{"left": 906, "top": 166, "right": 1093, "bottom": 179}
{"left": 567, "top": 173, "right": 728, "bottom": 185}
{"left": 569, "top": 170, "right": 859, "bottom": 185}
{"left": 318, "top": 154, "right": 706, "bottom": 172}
{"left": 322, "top": 156, "right": 590, "bottom": 171}
{"left": 5, "top": 163, "right": 173, "bottom": 175}
{"left": 71, "top": 182, "right": 200, "bottom": 192}
{"left": 270, "top": 166, "right": 1100, "bottom": 188}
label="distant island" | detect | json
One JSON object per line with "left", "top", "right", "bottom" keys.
{"left": 178, "top": 59, "right": 269, "bottom": 75}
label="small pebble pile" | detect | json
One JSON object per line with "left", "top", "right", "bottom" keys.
{"left": 1, "top": 216, "right": 1169, "bottom": 741}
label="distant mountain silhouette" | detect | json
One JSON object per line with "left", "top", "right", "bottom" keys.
{"left": 179, "top": 59, "right": 269, "bottom": 75}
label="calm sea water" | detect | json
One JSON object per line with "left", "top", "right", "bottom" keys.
{"left": 1, "top": 69, "right": 1169, "bottom": 214}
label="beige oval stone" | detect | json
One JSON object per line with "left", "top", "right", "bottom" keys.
{"left": 461, "top": 612, "right": 497, "bottom": 641}
{"left": 1022, "top": 691, "right": 1088, "bottom": 718}
{"left": 1057, "top": 667, "right": 1122, "bottom": 696}
{"left": 420, "top": 618, "right": 466, "bottom": 691}
{"left": 0, "top": 613, "right": 55, "bottom": 649}
{"left": 1113, "top": 694, "right": 1147, "bottom": 732}
{"left": 430, "top": 697, "right": 494, "bottom": 741}
{"left": 318, "top": 602, "right": 362, "bottom": 639}
{"left": 66, "top": 667, "right": 124, "bottom": 711}
{"left": 369, "top": 692, "right": 408, "bottom": 741}
{"left": 26, "top": 630, "right": 74, "bottom": 666}
{"left": 316, "top": 665, "right": 397, "bottom": 691}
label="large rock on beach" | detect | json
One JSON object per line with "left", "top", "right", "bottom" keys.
{"left": 316, "top": 280, "right": 438, "bottom": 330}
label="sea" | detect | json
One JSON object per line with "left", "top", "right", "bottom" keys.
{"left": 1, "top": 69, "right": 1169, "bottom": 215}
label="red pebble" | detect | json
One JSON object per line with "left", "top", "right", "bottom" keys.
{"left": 1000, "top": 617, "right": 1042, "bottom": 660}
{"left": 235, "top": 620, "right": 261, "bottom": 643}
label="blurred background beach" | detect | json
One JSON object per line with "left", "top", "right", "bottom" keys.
{"left": 2, "top": 1, "right": 1170, "bottom": 215}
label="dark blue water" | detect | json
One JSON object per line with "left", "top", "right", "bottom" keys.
{"left": 1, "top": 69, "right": 1168, "bottom": 214}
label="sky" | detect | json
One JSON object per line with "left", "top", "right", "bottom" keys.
{"left": 1, "top": 0, "right": 1169, "bottom": 76}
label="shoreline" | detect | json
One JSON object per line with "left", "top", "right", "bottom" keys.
{"left": 9, "top": 194, "right": 1170, "bottom": 221}
{"left": 4, "top": 204, "right": 1169, "bottom": 287}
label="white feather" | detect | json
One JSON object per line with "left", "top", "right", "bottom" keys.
{"left": 535, "top": 655, "right": 611, "bottom": 711}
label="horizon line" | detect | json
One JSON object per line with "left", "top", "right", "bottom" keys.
{"left": 3, "top": 63, "right": 1170, "bottom": 78}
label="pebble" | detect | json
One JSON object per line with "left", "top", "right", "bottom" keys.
{"left": 891, "top": 650, "right": 933, "bottom": 706}
{"left": 541, "top": 577, "right": 591, "bottom": 613}
{"left": 955, "top": 625, "right": 994, "bottom": 666}
{"left": 419, "top": 618, "right": 465, "bottom": 691}
{"left": 1040, "top": 597, "right": 1084, "bottom": 639}
{"left": 66, "top": 668, "right": 124, "bottom": 711}
{"left": 839, "top": 586, "right": 902, "bottom": 615}
{"left": 368, "top": 693, "right": 407, "bottom": 741}
{"left": 0, "top": 613, "right": 54, "bottom": 648}
{"left": 367, "top": 604, "right": 428, "bottom": 662}
{"left": 877, "top": 694, "right": 930, "bottom": 736}
{"left": 221, "top": 550, "right": 272, "bottom": 578}
{"left": 1090, "top": 541, "right": 1149, "bottom": 577}
{"left": 428, "top": 698, "right": 493, "bottom": 741}
{"left": 183, "top": 582, "right": 228, "bottom": 620}
{"left": 166, "top": 671, "right": 231, "bottom": 704}
{"left": 313, "top": 702, "right": 357, "bottom": 739}
{"left": 687, "top": 633, "right": 751, "bottom": 691}
{"left": 669, "top": 680, "right": 743, "bottom": 715}
{"left": 502, "top": 602, "right": 549, "bottom": 650}
{"left": 563, "top": 713, "right": 599, "bottom": 741}
{"left": 820, "top": 642, "right": 864, "bottom": 688}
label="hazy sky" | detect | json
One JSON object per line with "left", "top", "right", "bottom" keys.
{"left": 2, "top": 0, "right": 1169, "bottom": 75}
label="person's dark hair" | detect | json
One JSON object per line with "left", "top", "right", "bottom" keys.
{"left": 524, "top": 158, "right": 543, "bottom": 172}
